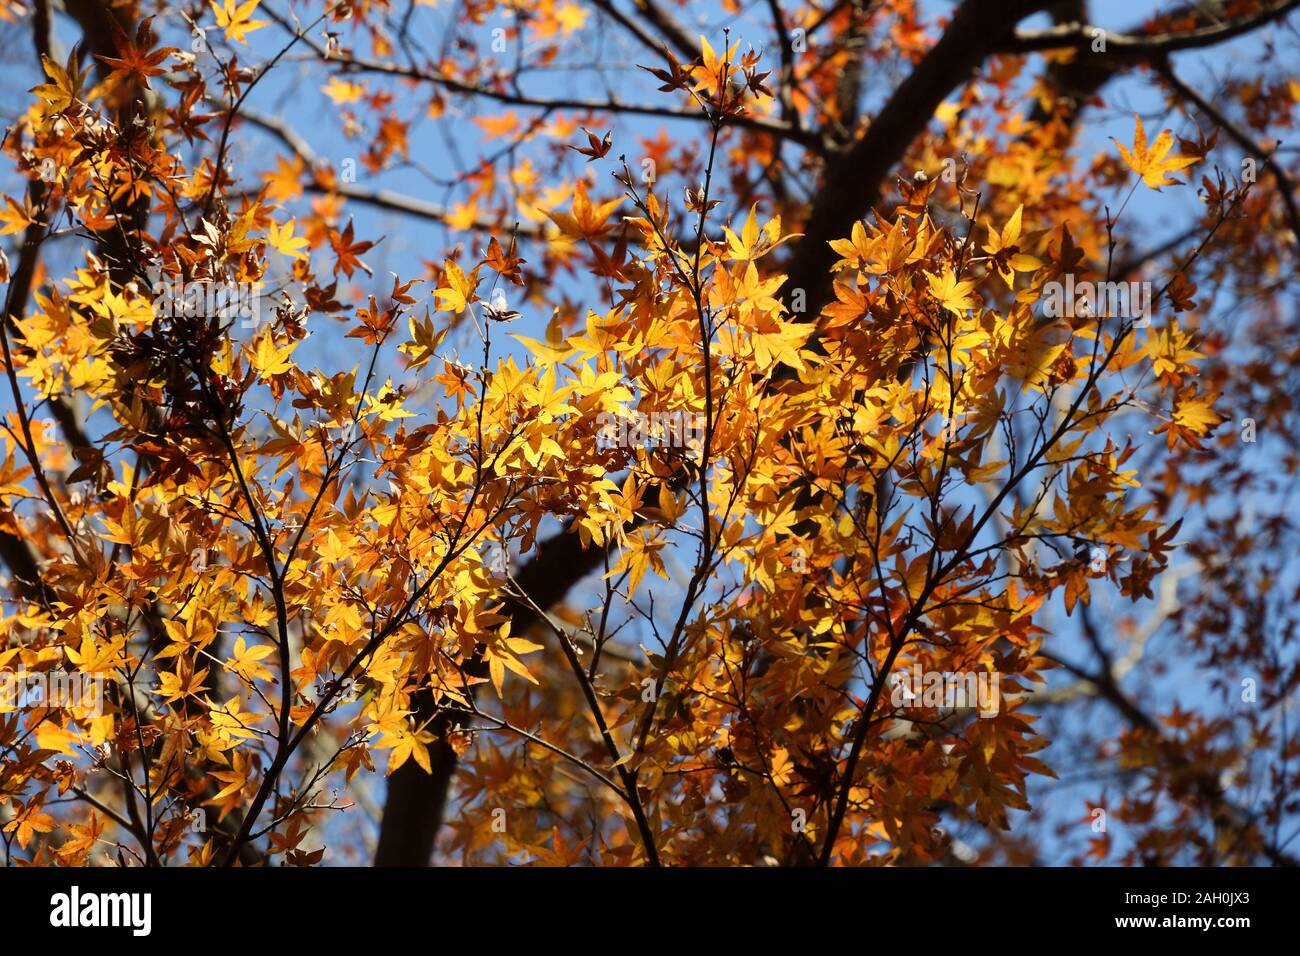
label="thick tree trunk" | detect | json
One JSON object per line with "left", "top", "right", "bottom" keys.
{"left": 375, "top": 699, "right": 458, "bottom": 866}
{"left": 372, "top": 519, "right": 609, "bottom": 865}
{"left": 780, "top": 0, "right": 1051, "bottom": 321}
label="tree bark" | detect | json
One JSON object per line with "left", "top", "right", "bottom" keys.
{"left": 372, "top": 518, "right": 610, "bottom": 865}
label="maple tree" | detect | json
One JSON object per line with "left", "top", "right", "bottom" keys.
{"left": 1, "top": 0, "right": 1298, "bottom": 868}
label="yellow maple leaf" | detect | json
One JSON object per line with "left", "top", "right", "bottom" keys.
{"left": 322, "top": 76, "right": 365, "bottom": 104}
{"left": 696, "top": 35, "right": 740, "bottom": 95}
{"left": 544, "top": 181, "right": 621, "bottom": 240}
{"left": 555, "top": 2, "right": 588, "bottom": 35}
{"left": 433, "top": 259, "right": 481, "bottom": 313}
{"left": 927, "top": 268, "right": 978, "bottom": 313}
{"left": 1172, "top": 394, "right": 1223, "bottom": 434}
{"left": 210, "top": 0, "right": 268, "bottom": 44}
{"left": 249, "top": 329, "right": 297, "bottom": 378}
{"left": 210, "top": 765, "right": 248, "bottom": 801}
{"left": 6, "top": 806, "right": 55, "bottom": 849}
{"left": 382, "top": 723, "right": 436, "bottom": 774}
{"left": 399, "top": 310, "right": 448, "bottom": 369}
{"left": 445, "top": 201, "right": 480, "bottom": 231}
{"left": 723, "top": 203, "right": 793, "bottom": 261}
{"left": 29, "top": 53, "right": 89, "bottom": 112}
{"left": 0, "top": 195, "right": 35, "bottom": 236}
{"left": 266, "top": 219, "right": 308, "bottom": 260}
{"left": 228, "top": 636, "right": 275, "bottom": 684}
{"left": 263, "top": 155, "right": 305, "bottom": 204}
{"left": 1112, "top": 114, "right": 1197, "bottom": 190}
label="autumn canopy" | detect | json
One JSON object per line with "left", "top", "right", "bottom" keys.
{"left": 0, "top": 0, "right": 1297, "bottom": 868}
